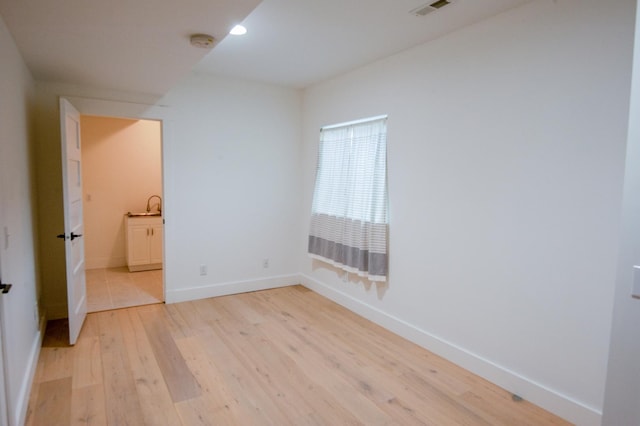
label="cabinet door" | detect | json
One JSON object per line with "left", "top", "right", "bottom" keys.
{"left": 149, "top": 224, "right": 163, "bottom": 264}
{"left": 128, "top": 225, "right": 151, "bottom": 266}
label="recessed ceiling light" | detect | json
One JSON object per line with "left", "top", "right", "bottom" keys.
{"left": 230, "top": 25, "right": 247, "bottom": 36}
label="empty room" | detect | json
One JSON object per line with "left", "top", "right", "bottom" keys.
{"left": 1, "top": 0, "right": 639, "bottom": 425}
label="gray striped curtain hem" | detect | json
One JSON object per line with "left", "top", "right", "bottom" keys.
{"left": 308, "top": 235, "right": 388, "bottom": 282}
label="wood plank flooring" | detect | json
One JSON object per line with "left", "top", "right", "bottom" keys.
{"left": 26, "top": 285, "right": 571, "bottom": 425}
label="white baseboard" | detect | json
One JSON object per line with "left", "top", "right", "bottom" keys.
{"left": 165, "top": 274, "right": 301, "bottom": 304}
{"left": 299, "top": 273, "right": 601, "bottom": 426}
{"left": 14, "top": 313, "right": 46, "bottom": 426}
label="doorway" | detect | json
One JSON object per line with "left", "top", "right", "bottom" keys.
{"left": 80, "top": 115, "right": 164, "bottom": 312}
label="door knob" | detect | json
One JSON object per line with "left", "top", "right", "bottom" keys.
{"left": 57, "top": 233, "right": 83, "bottom": 240}
{"left": 0, "top": 280, "right": 12, "bottom": 294}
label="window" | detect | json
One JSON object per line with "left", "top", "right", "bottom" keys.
{"left": 308, "top": 116, "right": 388, "bottom": 281}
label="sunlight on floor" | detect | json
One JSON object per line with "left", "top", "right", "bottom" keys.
{"left": 86, "top": 267, "right": 163, "bottom": 312}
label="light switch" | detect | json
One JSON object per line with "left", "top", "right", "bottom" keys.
{"left": 632, "top": 266, "right": 640, "bottom": 299}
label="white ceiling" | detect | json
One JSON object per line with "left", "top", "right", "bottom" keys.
{"left": 0, "top": 0, "right": 532, "bottom": 94}
{"left": 196, "top": 0, "right": 533, "bottom": 88}
{"left": 0, "top": 0, "right": 261, "bottom": 94}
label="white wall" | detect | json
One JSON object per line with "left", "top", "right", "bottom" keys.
{"left": 158, "top": 72, "right": 303, "bottom": 302}
{"left": 24, "top": 1, "right": 636, "bottom": 423}
{"left": 81, "top": 116, "right": 162, "bottom": 269}
{"left": 34, "top": 74, "right": 302, "bottom": 313}
{"left": 0, "top": 15, "right": 42, "bottom": 426}
{"left": 602, "top": 1, "right": 640, "bottom": 424}
{"left": 300, "top": 1, "right": 634, "bottom": 424}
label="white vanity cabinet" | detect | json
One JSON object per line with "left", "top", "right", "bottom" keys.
{"left": 125, "top": 216, "right": 163, "bottom": 271}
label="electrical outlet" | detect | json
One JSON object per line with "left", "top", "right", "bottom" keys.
{"left": 263, "top": 258, "right": 269, "bottom": 268}
{"left": 199, "top": 264, "right": 207, "bottom": 276}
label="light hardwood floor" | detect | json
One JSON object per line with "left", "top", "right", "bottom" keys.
{"left": 26, "top": 286, "right": 570, "bottom": 425}
{"left": 86, "top": 267, "right": 163, "bottom": 313}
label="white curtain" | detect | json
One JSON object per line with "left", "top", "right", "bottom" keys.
{"left": 308, "top": 116, "right": 388, "bottom": 281}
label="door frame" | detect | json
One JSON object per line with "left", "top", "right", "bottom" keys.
{"left": 0, "top": 157, "right": 8, "bottom": 426}
{"left": 0, "top": 253, "right": 8, "bottom": 426}
{"left": 63, "top": 96, "right": 170, "bottom": 302}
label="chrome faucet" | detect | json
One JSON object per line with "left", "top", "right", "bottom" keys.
{"left": 146, "top": 195, "right": 162, "bottom": 214}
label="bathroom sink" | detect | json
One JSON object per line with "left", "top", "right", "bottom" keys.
{"left": 127, "top": 212, "right": 161, "bottom": 217}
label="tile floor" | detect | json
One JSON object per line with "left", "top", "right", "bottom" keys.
{"left": 86, "top": 267, "right": 163, "bottom": 312}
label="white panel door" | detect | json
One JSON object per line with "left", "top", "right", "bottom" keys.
{"left": 60, "top": 98, "right": 87, "bottom": 345}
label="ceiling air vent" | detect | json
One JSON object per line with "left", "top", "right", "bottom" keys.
{"left": 410, "top": 0, "right": 453, "bottom": 17}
